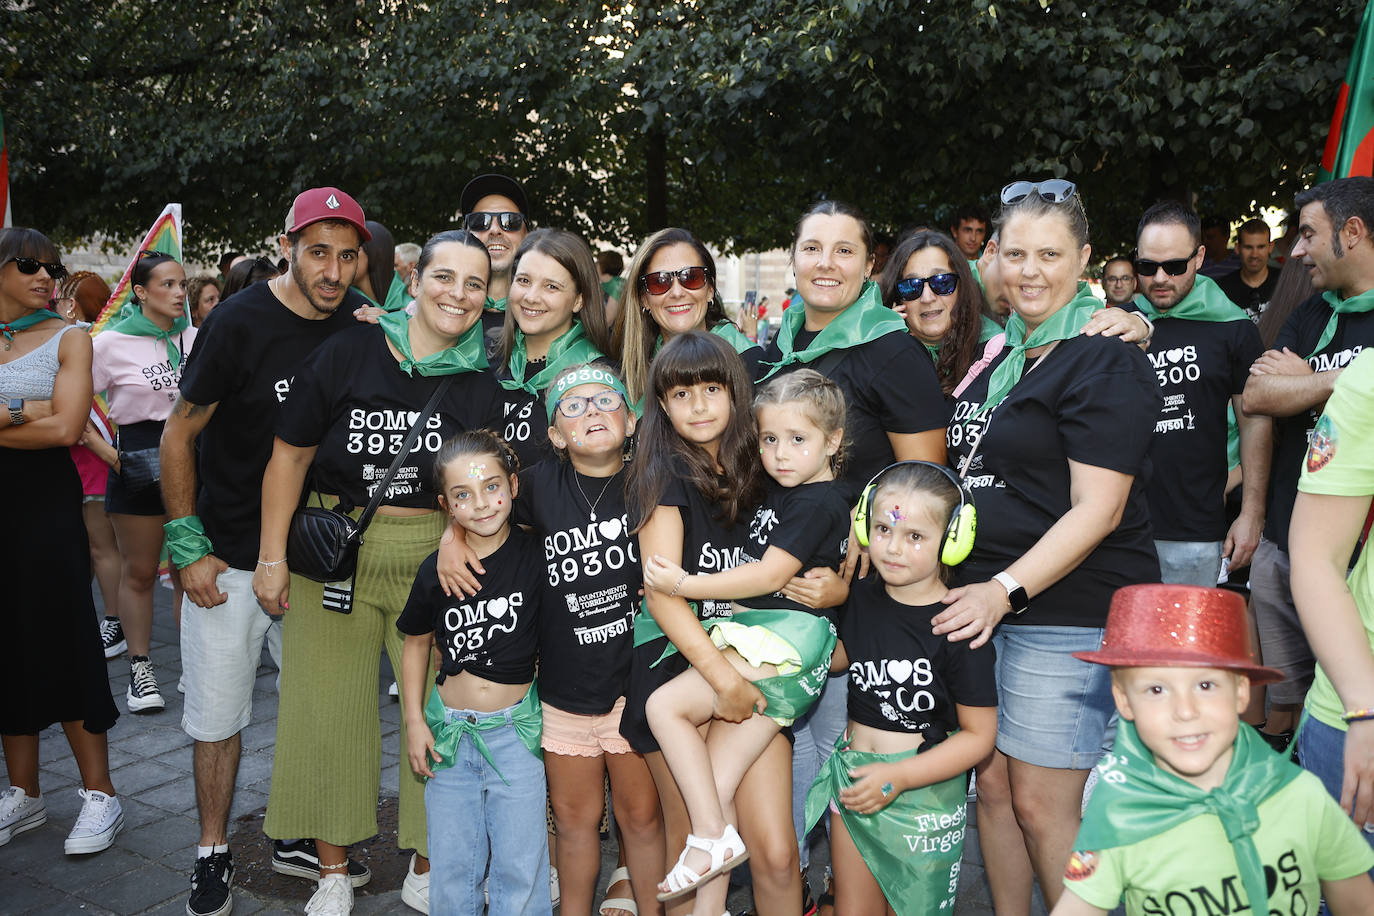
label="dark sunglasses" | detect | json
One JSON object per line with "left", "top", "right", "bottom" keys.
{"left": 7, "top": 256, "right": 68, "bottom": 280}
{"left": 1000, "top": 179, "right": 1078, "bottom": 205}
{"left": 640, "top": 266, "right": 711, "bottom": 296}
{"left": 554, "top": 389, "right": 625, "bottom": 419}
{"left": 462, "top": 211, "right": 526, "bottom": 233}
{"left": 1133, "top": 247, "right": 1199, "bottom": 277}
{"left": 895, "top": 272, "right": 959, "bottom": 301}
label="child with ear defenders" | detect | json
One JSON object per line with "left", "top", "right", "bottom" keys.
{"left": 1052, "top": 584, "right": 1374, "bottom": 916}
{"left": 803, "top": 461, "right": 997, "bottom": 916}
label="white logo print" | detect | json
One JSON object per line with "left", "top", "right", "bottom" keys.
{"left": 325, "top": 194, "right": 341, "bottom": 209}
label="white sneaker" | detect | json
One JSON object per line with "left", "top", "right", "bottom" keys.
{"left": 127, "top": 656, "right": 166, "bottom": 712}
{"left": 388, "top": 680, "right": 399, "bottom": 702}
{"left": 305, "top": 873, "right": 354, "bottom": 915}
{"left": 0, "top": 786, "right": 47, "bottom": 846}
{"left": 64, "top": 789, "right": 123, "bottom": 854}
{"left": 401, "top": 853, "right": 429, "bottom": 913}
{"left": 100, "top": 617, "right": 126, "bottom": 659}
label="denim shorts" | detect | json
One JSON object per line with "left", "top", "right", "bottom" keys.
{"left": 993, "top": 624, "right": 1116, "bottom": 770}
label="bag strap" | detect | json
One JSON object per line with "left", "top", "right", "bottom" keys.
{"left": 354, "top": 375, "right": 456, "bottom": 535}
{"left": 957, "top": 338, "right": 1060, "bottom": 480}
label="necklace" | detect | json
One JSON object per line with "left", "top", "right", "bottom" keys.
{"left": 573, "top": 468, "right": 618, "bottom": 522}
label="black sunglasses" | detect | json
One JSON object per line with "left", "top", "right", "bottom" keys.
{"left": 7, "top": 256, "right": 68, "bottom": 280}
{"left": 1000, "top": 179, "right": 1078, "bottom": 205}
{"left": 895, "top": 272, "right": 959, "bottom": 301}
{"left": 463, "top": 211, "right": 526, "bottom": 233}
{"left": 640, "top": 266, "right": 711, "bottom": 296}
{"left": 1133, "top": 247, "right": 1199, "bottom": 277}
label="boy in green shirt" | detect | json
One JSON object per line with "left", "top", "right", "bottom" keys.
{"left": 1051, "top": 583, "right": 1374, "bottom": 916}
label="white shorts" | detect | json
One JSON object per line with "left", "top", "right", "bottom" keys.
{"left": 180, "top": 566, "right": 282, "bottom": 742}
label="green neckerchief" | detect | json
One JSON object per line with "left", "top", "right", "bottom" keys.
{"left": 378, "top": 309, "right": 488, "bottom": 377}
{"left": 384, "top": 271, "right": 409, "bottom": 312}
{"left": 979, "top": 313, "right": 1003, "bottom": 343}
{"left": 969, "top": 285, "right": 1100, "bottom": 425}
{"left": 423, "top": 681, "right": 542, "bottom": 783}
{"left": 108, "top": 305, "right": 191, "bottom": 369}
{"left": 653, "top": 319, "right": 756, "bottom": 360}
{"left": 1076, "top": 720, "right": 1300, "bottom": 914}
{"left": 922, "top": 341, "right": 939, "bottom": 362}
{"left": 759, "top": 281, "right": 905, "bottom": 381}
{"left": 484, "top": 295, "right": 507, "bottom": 312}
{"left": 500, "top": 322, "right": 604, "bottom": 396}
{"left": 1, "top": 309, "right": 60, "bottom": 342}
{"left": 353, "top": 287, "right": 381, "bottom": 309}
{"left": 969, "top": 259, "right": 984, "bottom": 295}
{"left": 163, "top": 515, "right": 214, "bottom": 569}
{"left": 1310, "top": 287, "right": 1374, "bottom": 358}
{"left": 1133, "top": 273, "right": 1249, "bottom": 324}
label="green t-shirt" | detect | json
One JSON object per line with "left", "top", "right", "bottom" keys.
{"left": 1064, "top": 770, "right": 1374, "bottom": 914}
{"left": 1300, "top": 348, "right": 1374, "bottom": 731}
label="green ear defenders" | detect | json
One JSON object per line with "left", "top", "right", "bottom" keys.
{"left": 852, "top": 461, "right": 977, "bottom": 565}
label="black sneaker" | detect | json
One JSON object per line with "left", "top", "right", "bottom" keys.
{"left": 127, "top": 656, "right": 165, "bottom": 713}
{"left": 100, "top": 616, "right": 126, "bottom": 659}
{"left": 272, "top": 838, "right": 371, "bottom": 887}
{"left": 187, "top": 849, "right": 233, "bottom": 916}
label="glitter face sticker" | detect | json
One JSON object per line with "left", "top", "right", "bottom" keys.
{"left": 886, "top": 506, "right": 904, "bottom": 525}
{"left": 468, "top": 462, "right": 486, "bottom": 479}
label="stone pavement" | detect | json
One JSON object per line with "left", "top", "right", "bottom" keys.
{"left": 0, "top": 585, "right": 1048, "bottom": 916}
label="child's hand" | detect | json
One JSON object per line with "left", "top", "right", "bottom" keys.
{"left": 643, "top": 554, "right": 688, "bottom": 595}
{"left": 840, "top": 762, "right": 903, "bottom": 814}
{"left": 437, "top": 521, "right": 485, "bottom": 597}
{"left": 406, "top": 725, "right": 441, "bottom": 779}
{"left": 713, "top": 674, "right": 767, "bottom": 723}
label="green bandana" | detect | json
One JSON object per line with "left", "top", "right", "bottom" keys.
{"left": 1133, "top": 274, "right": 1249, "bottom": 324}
{"left": 545, "top": 364, "right": 630, "bottom": 423}
{"left": 379, "top": 309, "right": 488, "bottom": 376}
{"left": 969, "top": 285, "right": 1101, "bottom": 424}
{"left": 979, "top": 314, "right": 1003, "bottom": 343}
{"left": 759, "top": 281, "right": 905, "bottom": 381}
{"left": 108, "top": 305, "right": 191, "bottom": 369}
{"left": 423, "top": 681, "right": 542, "bottom": 783}
{"left": 353, "top": 287, "right": 381, "bottom": 309}
{"left": 500, "top": 322, "right": 605, "bottom": 396}
{"left": 1, "top": 309, "right": 61, "bottom": 342}
{"left": 1076, "top": 720, "right": 1300, "bottom": 914}
{"left": 484, "top": 295, "right": 507, "bottom": 312}
{"left": 384, "top": 271, "right": 410, "bottom": 312}
{"left": 1309, "top": 287, "right": 1374, "bottom": 358}
{"left": 163, "top": 515, "right": 215, "bottom": 569}
{"left": 709, "top": 319, "right": 756, "bottom": 353}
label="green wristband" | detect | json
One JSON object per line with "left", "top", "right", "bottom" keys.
{"left": 163, "top": 515, "right": 215, "bottom": 569}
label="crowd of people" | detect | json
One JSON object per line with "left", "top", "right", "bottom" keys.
{"left": 2, "top": 170, "right": 1374, "bottom": 916}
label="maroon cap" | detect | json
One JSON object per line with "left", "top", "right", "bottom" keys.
{"left": 284, "top": 187, "right": 371, "bottom": 241}
{"left": 1073, "top": 584, "right": 1283, "bottom": 685}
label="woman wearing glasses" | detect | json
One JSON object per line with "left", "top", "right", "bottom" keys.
{"left": 615, "top": 227, "right": 762, "bottom": 410}
{"left": 0, "top": 228, "right": 124, "bottom": 855}
{"left": 935, "top": 180, "right": 1160, "bottom": 915}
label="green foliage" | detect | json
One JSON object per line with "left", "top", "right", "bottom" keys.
{"left": 0, "top": 0, "right": 1362, "bottom": 261}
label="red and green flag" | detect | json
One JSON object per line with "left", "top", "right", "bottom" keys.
{"left": 1321, "top": 1, "right": 1374, "bottom": 180}
{"left": 91, "top": 203, "right": 184, "bottom": 334}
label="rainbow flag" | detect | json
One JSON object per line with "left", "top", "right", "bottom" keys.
{"left": 1, "top": 110, "right": 11, "bottom": 228}
{"left": 91, "top": 203, "right": 183, "bottom": 334}
{"left": 1321, "top": 1, "right": 1374, "bottom": 180}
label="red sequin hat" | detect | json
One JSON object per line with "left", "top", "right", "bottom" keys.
{"left": 1073, "top": 584, "right": 1283, "bottom": 685}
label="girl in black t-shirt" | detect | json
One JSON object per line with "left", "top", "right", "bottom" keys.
{"left": 396, "top": 430, "right": 551, "bottom": 916}
{"left": 808, "top": 462, "right": 997, "bottom": 915}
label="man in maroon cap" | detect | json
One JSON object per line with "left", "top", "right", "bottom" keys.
{"left": 160, "top": 187, "right": 373, "bottom": 916}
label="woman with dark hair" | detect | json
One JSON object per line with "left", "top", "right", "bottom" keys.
{"left": 614, "top": 227, "right": 761, "bottom": 409}
{"left": 880, "top": 229, "right": 1001, "bottom": 396}
{"left": 0, "top": 227, "right": 124, "bottom": 855}
{"left": 352, "top": 220, "right": 399, "bottom": 311}
{"left": 1256, "top": 254, "right": 1317, "bottom": 349}
{"left": 219, "top": 255, "right": 279, "bottom": 300}
{"left": 92, "top": 249, "right": 195, "bottom": 713}
{"left": 187, "top": 275, "right": 221, "bottom": 326}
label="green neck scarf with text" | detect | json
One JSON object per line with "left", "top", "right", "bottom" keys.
{"left": 1309, "top": 286, "right": 1374, "bottom": 358}
{"left": 379, "top": 309, "right": 487, "bottom": 376}
{"left": 108, "top": 305, "right": 191, "bottom": 369}
{"left": 1075, "top": 720, "right": 1300, "bottom": 914}
{"left": 501, "top": 322, "right": 604, "bottom": 395}
{"left": 759, "top": 281, "right": 905, "bottom": 381}
{"left": 1133, "top": 273, "right": 1249, "bottom": 323}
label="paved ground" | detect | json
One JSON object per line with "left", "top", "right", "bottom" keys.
{"left": 0, "top": 586, "right": 1048, "bottom": 916}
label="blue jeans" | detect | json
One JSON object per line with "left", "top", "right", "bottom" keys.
{"left": 791, "top": 672, "right": 849, "bottom": 867}
{"left": 426, "top": 702, "right": 552, "bottom": 916}
{"left": 1299, "top": 715, "right": 1374, "bottom": 857}
{"left": 1154, "top": 539, "right": 1224, "bottom": 587}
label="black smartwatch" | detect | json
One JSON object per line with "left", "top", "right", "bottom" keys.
{"left": 8, "top": 398, "right": 24, "bottom": 426}
{"left": 993, "top": 571, "right": 1030, "bottom": 616}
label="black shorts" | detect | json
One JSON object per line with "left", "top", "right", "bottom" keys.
{"left": 619, "top": 638, "right": 690, "bottom": 754}
{"left": 104, "top": 420, "right": 165, "bottom": 517}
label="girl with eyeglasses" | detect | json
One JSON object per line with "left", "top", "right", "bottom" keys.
{"left": 0, "top": 227, "right": 125, "bottom": 856}
{"left": 936, "top": 180, "right": 1161, "bottom": 916}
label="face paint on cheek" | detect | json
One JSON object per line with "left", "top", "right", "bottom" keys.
{"left": 913, "top": 542, "right": 922, "bottom": 551}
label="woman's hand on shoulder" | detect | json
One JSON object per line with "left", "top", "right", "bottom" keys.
{"left": 931, "top": 580, "right": 1011, "bottom": 648}
{"left": 437, "top": 522, "right": 484, "bottom": 597}
{"left": 1080, "top": 307, "right": 1150, "bottom": 345}
{"left": 643, "top": 554, "right": 687, "bottom": 595}
{"left": 353, "top": 305, "right": 385, "bottom": 324}
{"left": 783, "top": 566, "right": 849, "bottom": 609}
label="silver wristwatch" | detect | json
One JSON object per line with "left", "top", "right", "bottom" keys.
{"left": 8, "top": 398, "right": 24, "bottom": 426}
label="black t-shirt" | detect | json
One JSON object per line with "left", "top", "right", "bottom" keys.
{"left": 1216, "top": 270, "right": 1279, "bottom": 322}
{"left": 396, "top": 527, "right": 543, "bottom": 685}
{"left": 493, "top": 365, "right": 554, "bottom": 471}
{"left": 1263, "top": 293, "right": 1374, "bottom": 549}
{"left": 514, "top": 460, "right": 639, "bottom": 715}
{"left": 1145, "top": 317, "right": 1264, "bottom": 540}
{"left": 276, "top": 324, "right": 503, "bottom": 509}
{"left": 762, "top": 329, "right": 949, "bottom": 500}
{"left": 176, "top": 282, "right": 363, "bottom": 570}
{"left": 737, "top": 479, "right": 850, "bottom": 618}
{"left": 838, "top": 577, "right": 997, "bottom": 741}
{"left": 947, "top": 333, "right": 1162, "bottom": 627}
{"left": 661, "top": 463, "right": 758, "bottom": 623}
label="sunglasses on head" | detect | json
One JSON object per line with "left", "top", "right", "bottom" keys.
{"left": 1133, "top": 247, "right": 1199, "bottom": 277}
{"left": 7, "top": 256, "right": 68, "bottom": 280}
{"left": 1000, "top": 179, "right": 1078, "bottom": 205}
{"left": 895, "top": 272, "right": 959, "bottom": 301}
{"left": 639, "top": 266, "right": 711, "bottom": 296}
{"left": 554, "top": 389, "right": 625, "bottom": 419}
{"left": 462, "top": 211, "right": 526, "bottom": 233}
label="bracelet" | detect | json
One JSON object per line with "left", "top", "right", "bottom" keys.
{"left": 669, "top": 572, "right": 688, "bottom": 598}
{"left": 1343, "top": 708, "right": 1374, "bottom": 723}
{"left": 257, "top": 558, "right": 287, "bottom": 577}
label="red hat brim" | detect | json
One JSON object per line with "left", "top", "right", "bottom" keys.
{"left": 1072, "top": 647, "right": 1284, "bottom": 686}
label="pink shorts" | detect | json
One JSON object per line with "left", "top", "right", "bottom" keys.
{"left": 541, "top": 696, "right": 633, "bottom": 757}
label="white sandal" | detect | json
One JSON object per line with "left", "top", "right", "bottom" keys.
{"left": 598, "top": 865, "right": 637, "bottom": 915}
{"left": 656, "top": 824, "right": 749, "bottom": 902}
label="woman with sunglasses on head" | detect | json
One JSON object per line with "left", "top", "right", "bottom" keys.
{"left": 0, "top": 228, "right": 125, "bottom": 856}
{"left": 614, "top": 228, "right": 762, "bottom": 411}
{"left": 219, "top": 255, "right": 279, "bottom": 300}
{"left": 91, "top": 249, "right": 195, "bottom": 714}
{"left": 934, "top": 180, "right": 1160, "bottom": 916}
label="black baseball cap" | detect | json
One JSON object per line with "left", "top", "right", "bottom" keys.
{"left": 460, "top": 174, "right": 529, "bottom": 217}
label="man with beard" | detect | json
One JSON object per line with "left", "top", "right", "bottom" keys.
{"left": 460, "top": 173, "right": 531, "bottom": 358}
